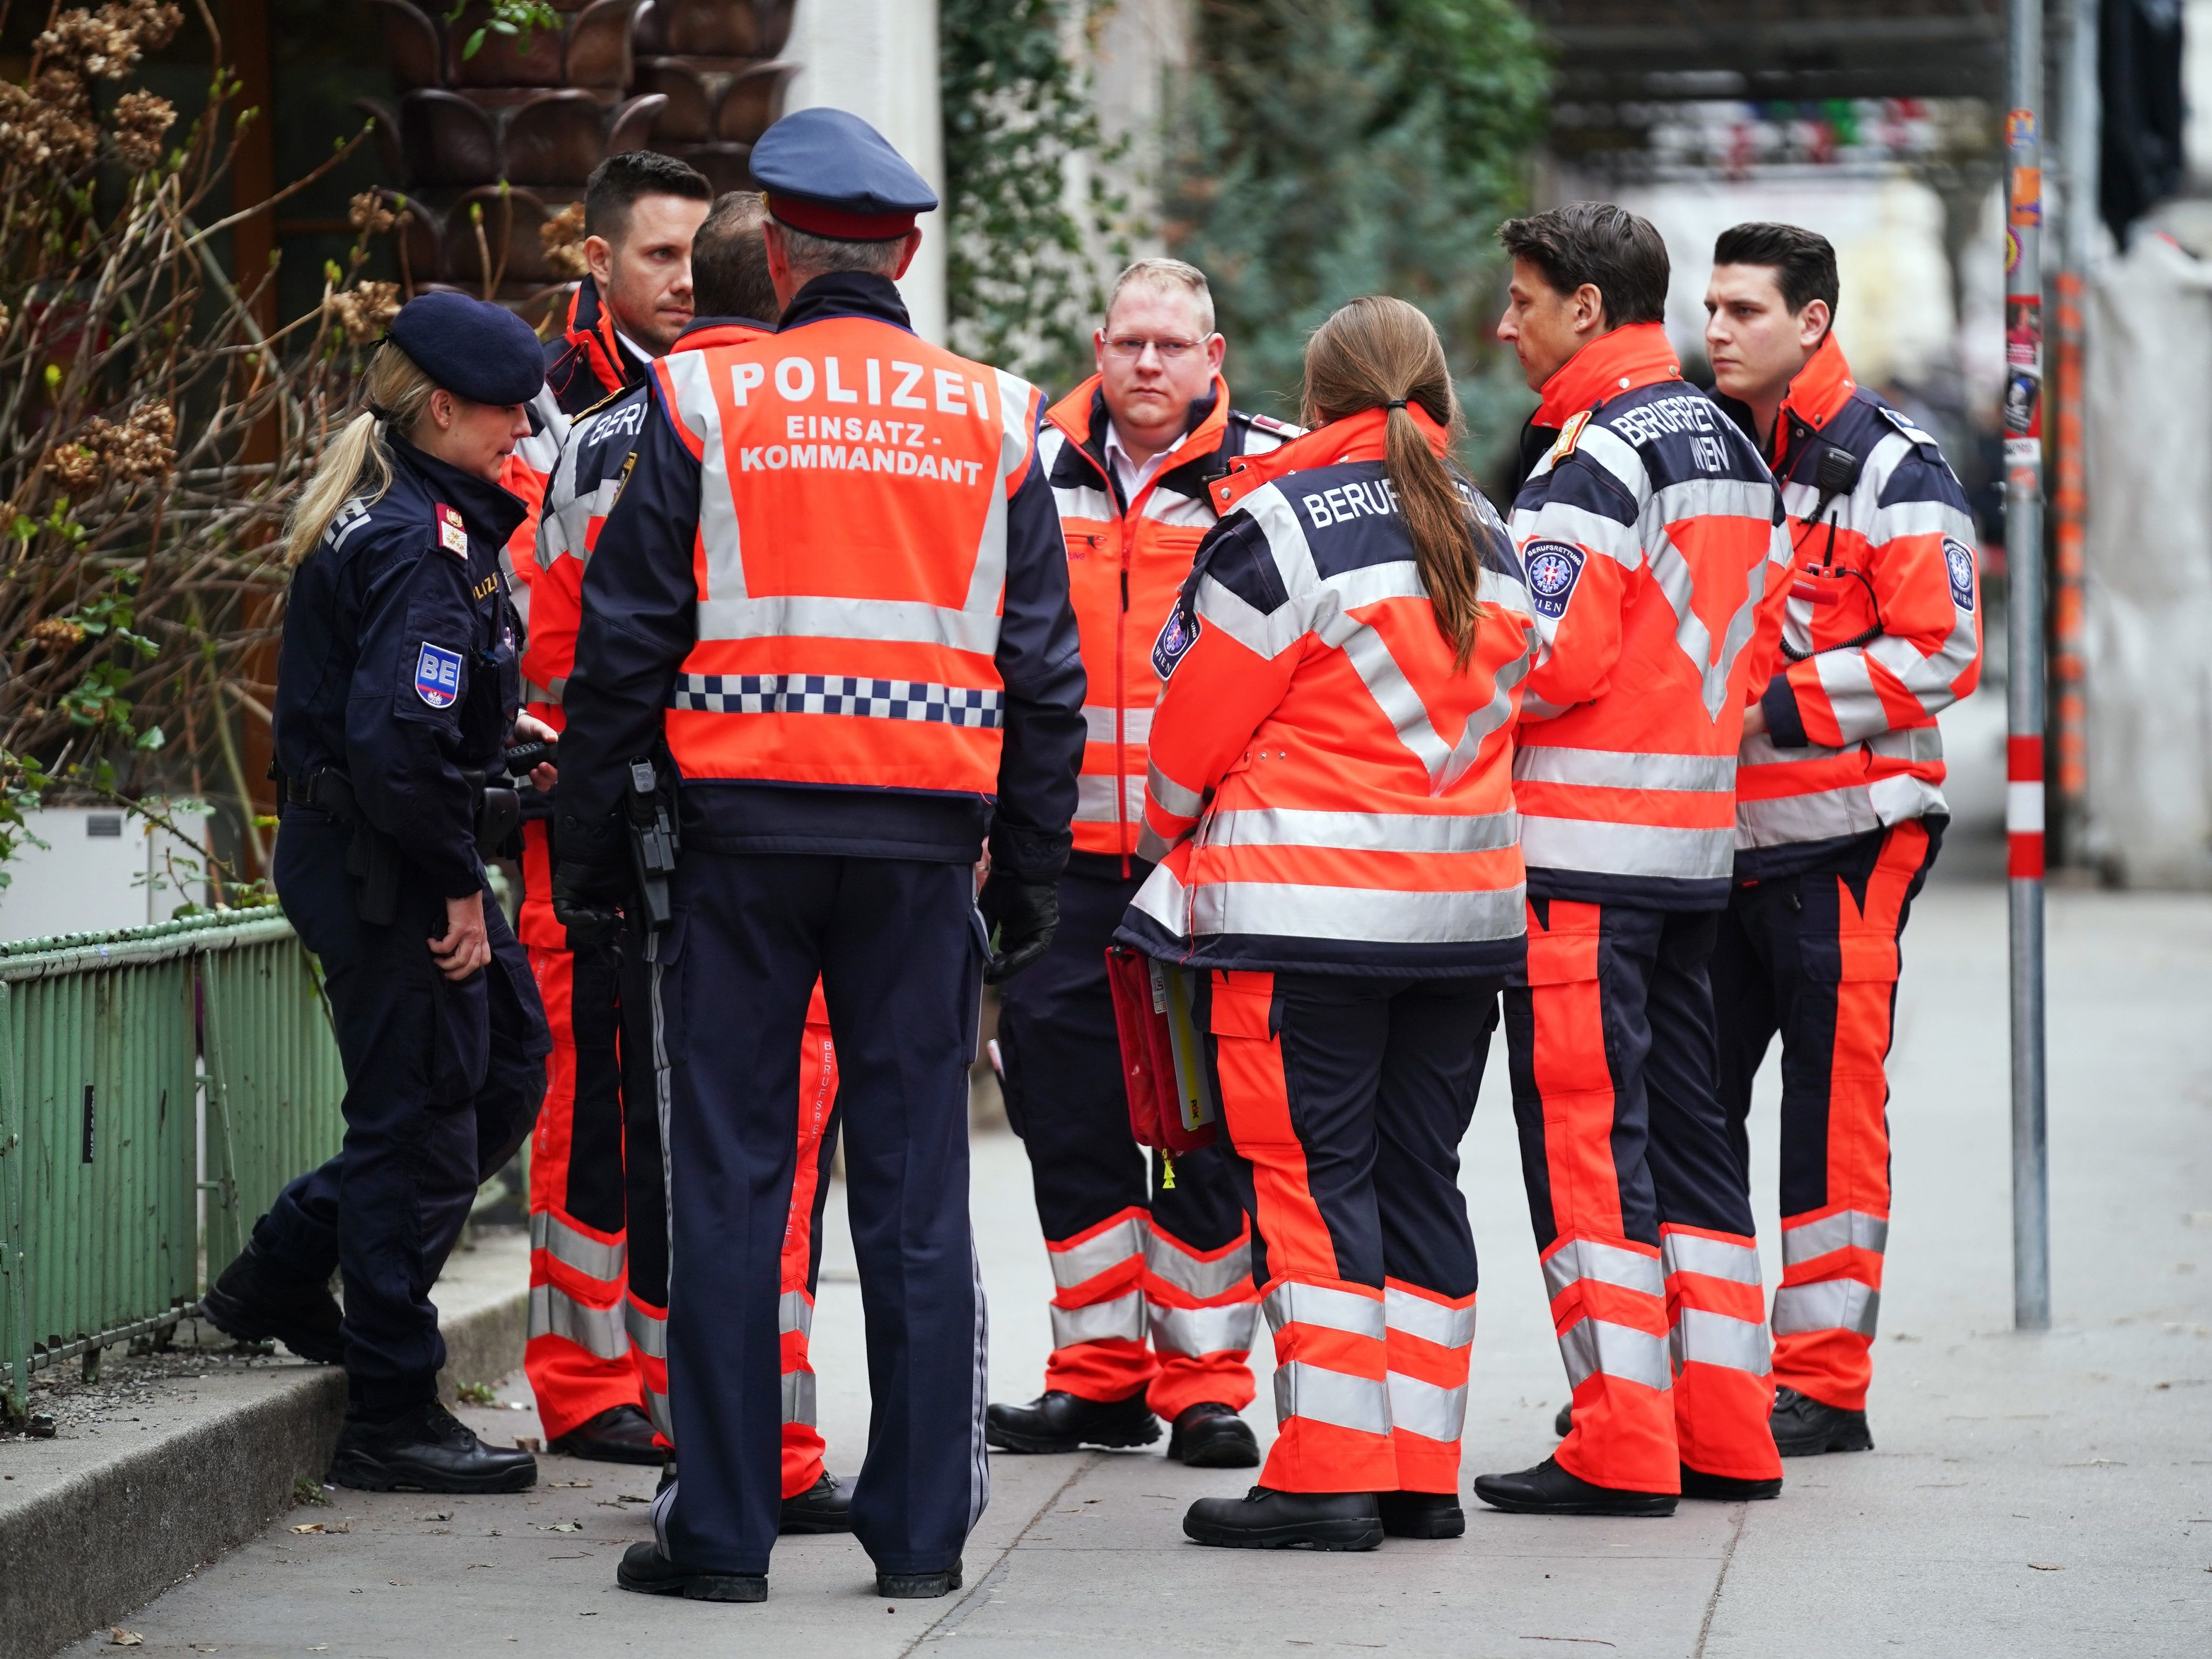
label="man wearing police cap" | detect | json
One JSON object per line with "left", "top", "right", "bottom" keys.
{"left": 555, "top": 109, "right": 1085, "bottom": 1601}
{"left": 205, "top": 293, "right": 558, "bottom": 1492}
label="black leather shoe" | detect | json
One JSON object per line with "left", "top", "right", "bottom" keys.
{"left": 1770, "top": 1386, "right": 1873, "bottom": 1456}
{"left": 1680, "top": 1465, "right": 1783, "bottom": 1501}
{"left": 1166, "top": 1402, "right": 1260, "bottom": 1468}
{"left": 657, "top": 1460, "right": 677, "bottom": 1494}
{"left": 1378, "top": 1490, "right": 1465, "bottom": 1538}
{"left": 1472, "top": 1457, "right": 1675, "bottom": 1518}
{"left": 877, "top": 1559, "right": 962, "bottom": 1598}
{"left": 201, "top": 1238, "right": 343, "bottom": 1364}
{"left": 985, "top": 1389, "right": 1160, "bottom": 1454}
{"left": 780, "top": 1471, "right": 855, "bottom": 1534}
{"left": 616, "top": 1539, "right": 765, "bottom": 1602}
{"left": 1554, "top": 1402, "right": 1573, "bottom": 1438}
{"left": 328, "top": 1402, "right": 537, "bottom": 1494}
{"left": 548, "top": 1404, "right": 666, "bottom": 1466}
{"left": 1183, "top": 1487, "right": 1383, "bottom": 1550}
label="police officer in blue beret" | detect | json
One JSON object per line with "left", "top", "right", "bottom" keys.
{"left": 203, "top": 292, "right": 558, "bottom": 1493}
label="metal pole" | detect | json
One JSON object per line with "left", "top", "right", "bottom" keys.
{"left": 2005, "top": 0, "right": 2052, "bottom": 1332}
{"left": 2051, "top": 0, "right": 2097, "bottom": 864}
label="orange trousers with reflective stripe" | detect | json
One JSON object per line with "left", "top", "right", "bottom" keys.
{"left": 1204, "top": 969, "right": 1495, "bottom": 1495}
{"left": 523, "top": 826, "right": 840, "bottom": 1494}
{"left": 1504, "top": 899, "right": 1781, "bottom": 1491}
{"left": 1714, "top": 818, "right": 1941, "bottom": 1413}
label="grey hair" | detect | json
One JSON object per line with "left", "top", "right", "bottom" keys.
{"left": 773, "top": 220, "right": 907, "bottom": 280}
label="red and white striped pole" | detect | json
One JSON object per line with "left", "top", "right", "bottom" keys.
{"left": 2004, "top": 0, "right": 2051, "bottom": 1331}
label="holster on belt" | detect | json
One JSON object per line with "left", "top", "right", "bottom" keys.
{"left": 281, "top": 767, "right": 400, "bottom": 927}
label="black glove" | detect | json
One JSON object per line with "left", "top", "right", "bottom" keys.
{"left": 977, "top": 868, "right": 1057, "bottom": 984}
{"left": 551, "top": 855, "right": 626, "bottom": 952}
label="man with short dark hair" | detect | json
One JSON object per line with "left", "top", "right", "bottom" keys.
{"left": 546, "top": 150, "right": 718, "bottom": 410}
{"left": 1473, "top": 201, "right": 1792, "bottom": 1518}
{"left": 1702, "top": 221, "right": 1981, "bottom": 1459}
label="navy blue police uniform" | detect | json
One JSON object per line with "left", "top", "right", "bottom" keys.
{"left": 235, "top": 295, "right": 553, "bottom": 1489}
{"left": 553, "top": 110, "right": 1085, "bottom": 1602}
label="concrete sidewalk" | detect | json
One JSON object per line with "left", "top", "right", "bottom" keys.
{"left": 48, "top": 882, "right": 2212, "bottom": 1657}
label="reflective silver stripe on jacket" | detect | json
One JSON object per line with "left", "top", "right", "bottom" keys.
{"left": 1203, "top": 807, "right": 1519, "bottom": 855}
{"left": 1049, "top": 1213, "right": 1148, "bottom": 1289}
{"left": 1273, "top": 1360, "right": 1392, "bottom": 1437}
{"left": 1514, "top": 746, "right": 1736, "bottom": 794}
{"left": 625, "top": 1297, "right": 667, "bottom": 1361}
{"left": 1383, "top": 1286, "right": 1475, "bottom": 1350}
{"left": 780, "top": 1289, "right": 814, "bottom": 1339}
{"left": 1542, "top": 1238, "right": 1667, "bottom": 1302}
{"left": 1661, "top": 1230, "right": 1764, "bottom": 1285}
{"left": 1557, "top": 1317, "right": 1673, "bottom": 1393}
{"left": 529, "top": 1282, "right": 630, "bottom": 1361}
{"left": 1386, "top": 1370, "right": 1468, "bottom": 1442}
{"left": 782, "top": 1368, "right": 817, "bottom": 1427}
{"left": 1189, "top": 880, "right": 1527, "bottom": 946}
{"left": 1147, "top": 1299, "right": 1258, "bottom": 1359}
{"left": 1670, "top": 1307, "right": 1772, "bottom": 1375}
{"left": 1263, "top": 1280, "right": 1387, "bottom": 1340}
{"left": 1081, "top": 704, "right": 1155, "bottom": 745}
{"left": 531, "top": 1211, "right": 625, "bottom": 1284}
{"left": 1050, "top": 1289, "right": 1147, "bottom": 1348}
{"left": 1519, "top": 815, "right": 1736, "bottom": 883}
{"left": 1076, "top": 772, "right": 1147, "bottom": 824}
{"left": 1772, "top": 1278, "right": 1881, "bottom": 1339}
{"left": 1781, "top": 1209, "right": 1890, "bottom": 1267}
{"left": 1144, "top": 1232, "right": 1252, "bottom": 1303}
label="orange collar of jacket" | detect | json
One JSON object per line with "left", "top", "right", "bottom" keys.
{"left": 1208, "top": 403, "right": 1448, "bottom": 516}
{"left": 565, "top": 278, "right": 635, "bottom": 397}
{"left": 1046, "top": 370, "right": 1235, "bottom": 475}
{"left": 1533, "top": 321, "right": 1681, "bottom": 426}
{"left": 1772, "top": 331, "right": 1858, "bottom": 463}
{"left": 671, "top": 318, "right": 771, "bottom": 355}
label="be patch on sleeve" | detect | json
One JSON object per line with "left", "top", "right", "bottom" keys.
{"left": 1151, "top": 602, "right": 1201, "bottom": 680}
{"left": 413, "top": 642, "right": 464, "bottom": 709}
{"left": 1522, "top": 539, "right": 1587, "bottom": 619}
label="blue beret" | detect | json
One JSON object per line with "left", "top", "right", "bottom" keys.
{"left": 752, "top": 107, "right": 938, "bottom": 239}
{"left": 386, "top": 292, "right": 545, "bottom": 407}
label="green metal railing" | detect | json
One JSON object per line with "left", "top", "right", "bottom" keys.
{"left": 0, "top": 909, "right": 345, "bottom": 1413}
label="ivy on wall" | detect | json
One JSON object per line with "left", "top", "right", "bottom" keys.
{"left": 941, "top": 0, "right": 1131, "bottom": 390}
{"left": 1163, "top": 0, "right": 1549, "bottom": 454}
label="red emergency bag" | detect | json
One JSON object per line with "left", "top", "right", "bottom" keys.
{"left": 1105, "top": 947, "right": 1219, "bottom": 1154}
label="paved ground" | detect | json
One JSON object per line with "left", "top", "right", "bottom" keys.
{"left": 54, "top": 864, "right": 2212, "bottom": 1657}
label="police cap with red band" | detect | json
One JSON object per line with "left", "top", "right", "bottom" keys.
{"left": 753, "top": 107, "right": 939, "bottom": 242}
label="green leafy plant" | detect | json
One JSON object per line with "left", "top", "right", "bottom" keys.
{"left": 941, "top": 0, "right": 1132, "bottom": 389}
{"left": 444, "top": 0, "right": 560, "bottom": 63}
{"left": 1163, "top": 0, "right": 1548, "bottom": 449}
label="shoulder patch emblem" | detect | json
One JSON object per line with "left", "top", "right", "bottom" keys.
{"left": 1943, "top": 535, "right": 1977, "bottom": 612}
{"left": 413, "top": 642, "right": 464, "bottom": 709}
{"left": 1242, "top": 411, "right": 1301, "bottom": 438}
{"left": 1523, "top": 539, "right": 1587, "bottom": 619}
{"left": 1151, "top": 603, "right": 1201, "bottom": 680}
{"left": 436, "top": 503, "right": 469, "bottom": 559}
{"left": 1874, "top": 403, "right": 1938, "bottom": 449}
{"left": 1547, "top": 410, "right": 1591, "bottom": 468}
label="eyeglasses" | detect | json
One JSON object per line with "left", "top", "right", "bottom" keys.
{"left": 1102, "top": 335, "right": 1210, "bottom": 361}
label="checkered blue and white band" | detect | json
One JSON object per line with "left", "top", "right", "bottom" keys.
{"left": 667, "top": 672, "right": 1004, "bottom": 729}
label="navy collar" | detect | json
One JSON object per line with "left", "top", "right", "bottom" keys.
{"left": 778, "top": 271, "right": 913, "bottom": 335}
{"left": 678, "top": 312, "right": 777, "bottom": 339}
{"left": 393, "top": 438, "right": 528, "bottom": 549}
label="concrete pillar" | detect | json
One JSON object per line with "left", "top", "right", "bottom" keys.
{"left": 783, "top": 0, "right": 947, "bottom": 343}
{"left": 1086, "top": 0, "right": 1191, "bottom": 263}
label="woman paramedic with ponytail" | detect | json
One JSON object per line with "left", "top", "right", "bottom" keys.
{"left": 1116, "top": 295, "right": 1540, "bottom": 1551}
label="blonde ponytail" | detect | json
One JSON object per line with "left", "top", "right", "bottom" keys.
{"left": 284, "top": 344, "right": 439, "bottom": 565}
{"left": 1301, "top": 296, "right": 1489, "bottom": 669}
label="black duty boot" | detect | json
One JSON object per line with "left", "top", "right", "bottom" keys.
{"left": 328, "top": 1402, "right": 538, "bottom": 1494}
{"left": 1472, "top": 1457, "right": 1675, "bottom": 1518}
{"left": 200, "top": 1238, "right": 343, "bottom": 1364}
{"left": 1183, "top": 1487, "right": 1383, "bottom": 1551}
{"left": 1553, "top": 1402, "right": 1573, "bottom": 1438}
{"left": 548, "top": 1404, "right": 666, "bottom": 1466}
{"left": 1680, "top": 1465, "right": 1783, "bottom": 1501}
{"left": 1378, "top": 1490, "right": 1465, "bottom": 1539}
{"left": 657, "top": 1460, "right": 677, "bottom": 1495}
{"left": 780, "top": 1471, "right": 855, "bottom": 1534}
{"left": 985, "top": 1389, "right": 1159, "bottom": 1454}
{"left": 1769, "top": 1386, "right": 1873, "bottom": 1456}
{"left": 1166, "top": 1402, "right": 1260, "bottom": 1468}
{"left": 877, "top": 1560, "right": 963, "bottom": 1599}
{"left": 616, "top": 1539, "right": 766, "bottom": 1602}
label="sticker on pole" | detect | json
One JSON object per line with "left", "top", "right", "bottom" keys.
{"left": 413, "top": 642, "right": 464, "bottom": 709}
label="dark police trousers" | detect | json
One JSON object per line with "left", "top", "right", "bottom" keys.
{"left": 997, "top": 868, "right": 1258, "bottom": 1419}
{"left": 258, "top": 811, "right": 549, "bottom": 1416}
{"left": 649, "top": 851, "right": 985, "bottom": 1577}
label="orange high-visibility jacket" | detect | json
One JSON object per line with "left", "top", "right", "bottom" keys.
{"left": 1718, "top": 334, "right": 1982, "bottom": 875}
{"left": 1508, "top": 322, "right": 1792, "bottom": 910}
{"left": 1118, "top": 407, "right": 1538, "bottom": 977}
{"left": 1038, "top": 375, "right": 1295, "bottom": 869}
